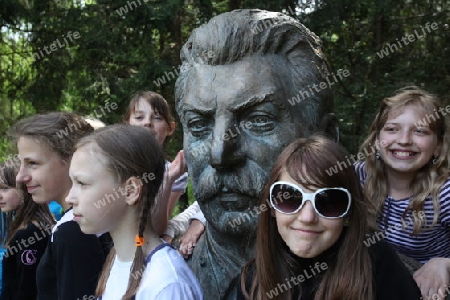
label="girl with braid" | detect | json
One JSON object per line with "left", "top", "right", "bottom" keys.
{"left": 66, "top": 124, "right": 202, "bottom": 300}
{"left": 124, "top": 91, "right": 205, "bottom": 257}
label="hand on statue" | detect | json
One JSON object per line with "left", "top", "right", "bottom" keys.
{"left": 167, "top": 150, "right": 186, "bottom": 182}
{"left": 178, "top": 219, "right": 205, "bottom": 259}
{"left": 414, "top": 257, "right": 450, "bottom": 299}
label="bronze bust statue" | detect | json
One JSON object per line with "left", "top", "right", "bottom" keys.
{"left": 175, "top": 9, "right": 338, "bottom": 299}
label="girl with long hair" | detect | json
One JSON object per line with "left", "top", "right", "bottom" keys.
{"left": 124, "top": 91, "right": 205, "bottom": 256}
{"left": 0, "top": 161, "right": 55, "bottom": 299}
{"left": 10, "top": 112, "right": 111, "bottom": 300}
{"left": 66, "top": 124, "right": 202, "bottom": 299}
{"left": 239, "top": 135, "right": 421, "bottom": 299}
{"left": 356, "top": 87, "right": 450, "bottom": 299}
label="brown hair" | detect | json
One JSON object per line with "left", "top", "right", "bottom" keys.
{"left": 8, "top": 112, "right": 94, "bottom": 160}
{"left": 359, "top": 86, "right": 450, "bottom": 234}
{"left": 124, "top": 91, "right": 174, "bottom": 150}
{"left": 242, "top": 135, "right": 375, "bottom": 300}
{"left": 0, "top": 161, "right": 55, "bottom": 247}
{"left": 76, "top": 124, "right": 165, "bottom": 300}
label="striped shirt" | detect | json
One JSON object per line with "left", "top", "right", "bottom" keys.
{"left": 354, "top": 161, "right": 450, "bottom": 263}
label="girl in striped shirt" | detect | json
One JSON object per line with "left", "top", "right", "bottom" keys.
{"left": 357, "top": 86, "right": 450, "bottom": 299}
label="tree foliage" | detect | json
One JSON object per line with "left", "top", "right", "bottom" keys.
{"left": 302, "top": 0, "right": 449, "bottom": 150}
{"left": 0, "top": 0, "right": 449, "bottom": 161}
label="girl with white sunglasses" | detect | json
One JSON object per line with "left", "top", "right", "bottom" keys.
{"left": 238, "top": 135, "right": 421, "bottom": 299}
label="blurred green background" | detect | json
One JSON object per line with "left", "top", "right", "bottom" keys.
{"left": 1, "top": 0, "right": 449, "bottom": 208}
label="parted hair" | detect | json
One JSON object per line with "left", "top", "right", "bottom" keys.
{"left": 124, "top": 90, "right": 175, "bottom": 151}
{"left": 76, "top": 124, "right": 166, "bottom": 300}
{"left": 359, "top": 86, "right": 450, "bottom": 234}
{"left": 175, "top": 9, "right": 335, "bottom": 134}
{"left": 241, "top": 135, "right": 375, "bottom": 300}
{"left": 9, "top": 112, "right": 94, "bottom": 160}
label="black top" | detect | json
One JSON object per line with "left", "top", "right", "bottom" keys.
{"left": 237, "top": 239, "right": 422, "bottom": 300}
{"left": 36, "top": 211, "right": 112, "bottom": 300}
{"left": 1, "top": 222, "right": 50, "bottom": 300}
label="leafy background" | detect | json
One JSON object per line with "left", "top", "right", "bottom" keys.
{"left": 1, "top": 0, "right": 449, "bottom": 207}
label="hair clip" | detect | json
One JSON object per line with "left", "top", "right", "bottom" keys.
{"left": 135, "top": 235, "right": 144, "bottom": 247}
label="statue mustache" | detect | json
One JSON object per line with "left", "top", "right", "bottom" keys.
{"left": 194, "top": 163, "right": 268, "bottom": 202}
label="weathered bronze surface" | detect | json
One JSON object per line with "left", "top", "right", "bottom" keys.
{"left": 175, "top": 9, "right": 337, "bottom": 299}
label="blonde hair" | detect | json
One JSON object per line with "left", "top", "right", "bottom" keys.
{"left": 359, "top": 86, "right": 450, "bottom": 234}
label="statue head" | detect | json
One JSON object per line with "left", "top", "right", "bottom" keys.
{"left": 175, "top": 9, "right": 338, "bottom": 237}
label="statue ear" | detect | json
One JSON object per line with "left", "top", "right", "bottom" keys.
{"left": 320, "top": 113, "right": 339, "bottom": 143}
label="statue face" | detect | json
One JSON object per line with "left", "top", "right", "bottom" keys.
{"left": 178, "top": 55, "right": 318, "bottom": 236}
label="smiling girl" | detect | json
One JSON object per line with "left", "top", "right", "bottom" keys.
{"left": 239, "top": 135, "right": 421, "bottom": 299}
{"left": 356, "top": 87, "right": 450, "bottom": 299}
{"left": 0, "top": 161, "right": 55, "bottom": 300}
{"left": 10, "top": 112, "right": 111, "bottom": 300}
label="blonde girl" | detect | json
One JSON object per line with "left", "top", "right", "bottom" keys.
{"left": 357, "top": 86, "right": 450, "bottom": 299}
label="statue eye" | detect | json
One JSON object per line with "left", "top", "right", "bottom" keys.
{"left": 187, "top": 117, "right": 211, "bottom": 136}
{"left": 246, "top": 113, "right": 275, "bottom": 133}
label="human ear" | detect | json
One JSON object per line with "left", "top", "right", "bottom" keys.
{"left": 124, "top": 177, "right": 142, "bottom": 206}
{"left": 168, "top": 122, "right": 176, "bottom": 136}
{"left": 434, "top": 141, "right": 442, "bottom": 158}
{"left": 375, "top": 138, "right": 380, "bottom": 151}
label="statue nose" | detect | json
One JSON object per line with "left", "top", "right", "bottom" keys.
{"left": 210, "top": 123, "right": 245, "bottom": 172}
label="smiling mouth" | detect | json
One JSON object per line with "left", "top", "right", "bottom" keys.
{"left": 391, "top": 150, "right": 417, "bottom": 157}
{"left": 27, "top": 186, "right": 38, "bottom": 192}
{"left": 293, "top": 229, "right": 322, "bottom": 235}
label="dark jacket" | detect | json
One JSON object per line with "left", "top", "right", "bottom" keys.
{"left": 1, "top": 222, "right": 50, "bottom": 300}
{"left": 237, "top": 239, "right": 421, "bottom": 299}
{"left": 36, "top": 210, "right": 112, "bottom": 300}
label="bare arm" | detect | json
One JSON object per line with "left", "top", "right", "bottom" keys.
{"left": 152, "top": 151, "right": 187, "bottom": 236}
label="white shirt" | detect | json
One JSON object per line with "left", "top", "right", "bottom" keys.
{"left": 101, "top": 243, "right": 203, "bottom": 300}
{"left": 164, "top": 201, "right": 206, "bottom": 238}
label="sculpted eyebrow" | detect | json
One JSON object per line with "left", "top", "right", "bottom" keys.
{"left": 181, "top": 103, "right": 216, "bottom": 115}
{"left": 230, "top": 94, "right": 286, "bottom": 112}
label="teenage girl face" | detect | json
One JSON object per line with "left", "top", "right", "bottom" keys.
{"left": 66, "top": 145, "right": 130, "bottom": 235}
{"left": 16, "top": 137, "right": 72, "bottom": 205}
{"left": 0, "top": 180, "right": 21, "bottom": 213}
{"left": 274, "top": 171, "right": 345, "bottom": 259}
{"left": 128, "top": 98, "right": 175, "bottom": 147}
{"left": 377, "top": 106, "right": 440, "bottom": 178}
